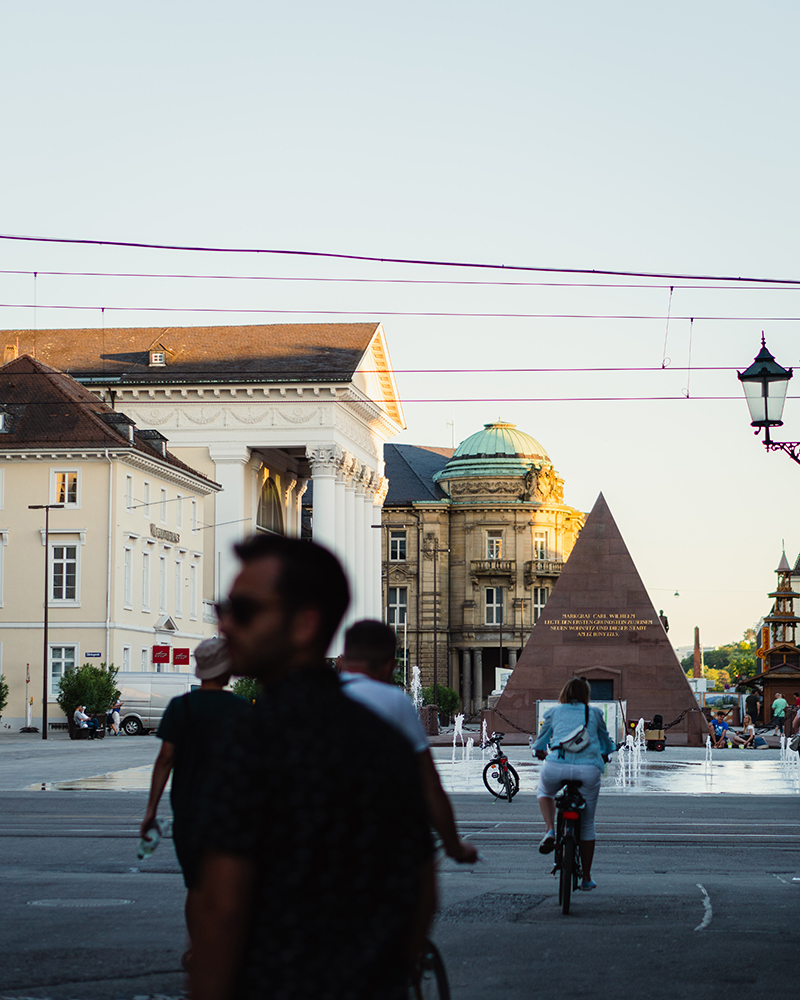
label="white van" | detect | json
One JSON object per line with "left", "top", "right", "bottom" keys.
{"left": 115, "top": 672, "right": 200, "bottom": 735}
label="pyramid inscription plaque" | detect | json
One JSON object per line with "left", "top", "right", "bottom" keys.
{"left": 484, "top": 493, "right": 707, "bottom": 745}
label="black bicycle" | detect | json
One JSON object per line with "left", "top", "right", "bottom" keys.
{"left": 409, "top": 939, "right": 450, "bottom": 1000}
{"left": 552, "top": 779, "right": 585, "bottom": 915}
{"left": 481, "top": 732, "right": 520, "bottom": 802}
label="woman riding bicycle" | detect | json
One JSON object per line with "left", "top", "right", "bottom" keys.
{"left": 531, "top": 676, "right": 616, "bottom": 892}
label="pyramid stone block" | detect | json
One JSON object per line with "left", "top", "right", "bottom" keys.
{"left": 484, "top": 493, "right": 707, "bottom": 745}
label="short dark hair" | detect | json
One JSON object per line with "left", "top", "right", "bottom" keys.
{"left": 233, "top": 535, "right": 350, "bottom": 649}
{"left": 344, "top": 620, "right": 397, "bottom": 672}
{"left": 558, "top": 676, "right": 591, "bottom": 705}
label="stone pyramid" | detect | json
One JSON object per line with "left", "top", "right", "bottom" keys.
{"left": 485, "top": 493, "right": 707, "bottom": 745}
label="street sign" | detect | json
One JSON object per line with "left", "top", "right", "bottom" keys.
{"left": 85, "top": 652, "right": 102, "bottom": 658}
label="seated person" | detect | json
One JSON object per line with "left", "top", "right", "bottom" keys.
{"left": 710, "top": 712, "right": 743, "bottom": 747}
{"left": 740, "top": 714, "right": 756, "bottom": 748}
{"left": 708, "top": 712, "right": 742, "bottom": 750}
{"left": 73, "top": 705, "right": 89, "bottom": 729}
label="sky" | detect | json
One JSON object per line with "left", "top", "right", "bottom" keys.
{"left": 1, "top": 1, "right": 799, "bottom": 650}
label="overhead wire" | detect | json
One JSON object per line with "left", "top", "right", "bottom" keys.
{"left": 3, "top": 266, "right": 800, "bottom": 291}
{"left": 3, "top": 233, "right": 800, "bottom": 285}
{"left": 2, "top": 301, "right": 800, "bottom": 321}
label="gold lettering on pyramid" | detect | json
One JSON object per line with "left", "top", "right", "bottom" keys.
{"left": 544, "top": 611, "right": 656, "bottom": 637}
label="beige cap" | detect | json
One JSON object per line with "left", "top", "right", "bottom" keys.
{"left": 194, "top": 638, "right": 231, "bottom": 680}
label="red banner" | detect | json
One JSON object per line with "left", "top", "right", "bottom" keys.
{"left": 152, "top": 645, "right": 170, "bottom": 663}
{"left": 173, "top": 648, "right": 190, "bottom": 665}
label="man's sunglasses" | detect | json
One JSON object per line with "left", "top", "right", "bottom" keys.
{"left": 215, "top": 596, "right": 281, "bottom": 627}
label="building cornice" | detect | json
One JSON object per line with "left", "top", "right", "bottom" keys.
{"left": 0, "top": 448, "right": 220, "bottom": 495}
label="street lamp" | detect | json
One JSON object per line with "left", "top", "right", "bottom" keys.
{"left": 28, "top": 503, "right": 64, "bottom": 740}
{"left": 738, "top": 334, "right": 800, "bottom": 464}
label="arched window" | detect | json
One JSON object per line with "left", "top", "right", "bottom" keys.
{"left": 257, "top": 477, "right": 284, "bottom": 535}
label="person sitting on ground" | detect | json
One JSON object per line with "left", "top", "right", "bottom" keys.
{"left": 740, "top": 714, "right": 756, "bottom": 748}
{"left": 531, "top": 676, "right": 616, "bottom": 893}
{"left": 710, "top": 712, "right": 735, "bottom": 748}
{"left": 339, "top": 619, "right": 478, "bottom": 865}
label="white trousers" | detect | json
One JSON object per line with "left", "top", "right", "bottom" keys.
{"left": 537, "top": 760, "right": 602, "bottom": 840}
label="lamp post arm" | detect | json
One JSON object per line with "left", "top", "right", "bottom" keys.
{"left": 763, "top": 438, "right": 800, "bottom": 465}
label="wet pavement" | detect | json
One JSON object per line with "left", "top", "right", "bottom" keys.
{"left": 1, "top": 729, "right": 798, "bottom": 796}
{"left": 433, "top": 742, "right": 800, "bottom": 796}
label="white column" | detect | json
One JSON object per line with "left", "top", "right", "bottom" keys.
{"left": 294, "top": 480, "right": 308, "bottom": 537}
{"left": 308, "top": 445, "right": 340, "bottom": 558}
{"left": 344, "top": 476, "right": 357, "bottom": 606}
{"left": 353, "top": 466, "right": 367, "bottom": 621}
{"left": 371, "top": 475, "right": 388, "bottom": 620}
{"left": 283, "top": 478, "right": 297, "bottom": 538}
{"left": 208, "top": 443, "right": 251, "bottom": 599}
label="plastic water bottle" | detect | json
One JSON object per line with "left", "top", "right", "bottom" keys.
{"left": 137, "top": 821, "right": 163, "bottom": 860}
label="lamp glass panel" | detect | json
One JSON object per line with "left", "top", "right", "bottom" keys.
{"left": 766, "top": 379, "right": 790, "bottom": 423}
{"left": 742, "top": 380, "right": 768, "bottom": 424}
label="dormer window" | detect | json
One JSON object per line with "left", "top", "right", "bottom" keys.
{"left": 0, "top": 412, "right": 6, "bottom": 433}
{"left": 149, "top": 351, "right": 166, "bottom": 367}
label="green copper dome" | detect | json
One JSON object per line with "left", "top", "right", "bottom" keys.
{"left": 451, "top": 421, "right": 549, "bottom": 461}
{"left": 433, "top": 421, "right": 551, "bottom": 485}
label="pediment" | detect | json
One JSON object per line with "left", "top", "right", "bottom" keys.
{"left": 353, "top": 325, "right": 405, "bottom": 430}
{"left": 154, "top": 615, "right": 178, "bottom": 632}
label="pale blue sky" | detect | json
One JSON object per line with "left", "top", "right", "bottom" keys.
{"left": 2, "top": 1, "right": 799, "bottom": 648}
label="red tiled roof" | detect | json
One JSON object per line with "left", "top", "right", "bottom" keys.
{"left": 0, "top": 355, "right": 219, "bottom": 487}
{"left": 1, "top": 323, "right": 380, "bottom": 382}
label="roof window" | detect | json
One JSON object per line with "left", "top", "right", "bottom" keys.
{"left": 149, "top": 350, "right": 167, "bottom": 367}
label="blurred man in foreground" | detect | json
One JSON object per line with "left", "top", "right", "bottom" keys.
{"left": 190, "top": 536, "right": 434, "bottom": 1000}
{"left": 340, "top": 619, "right": 477, "bottom": 864}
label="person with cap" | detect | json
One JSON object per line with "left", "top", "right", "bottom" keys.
{"left": 140, "top": 638, "right": 249, "bottom": 966}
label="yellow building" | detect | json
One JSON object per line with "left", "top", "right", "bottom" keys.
{"left": 381, "top": 422, "right": 584, "bottom": 713}
{"left": 0, "top": 356, "right": 220, "bottom": 730}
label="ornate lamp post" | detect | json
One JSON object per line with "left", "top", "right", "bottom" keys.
{"left": 28, "top": 503, "right": 64, "bottom": 740}
{"left": 738, "top": 334, "right": 800, "bottom": 464}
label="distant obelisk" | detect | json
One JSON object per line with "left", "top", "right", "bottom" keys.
{"left": 693, "top": 627, "right": 702, "bottom": 678}
{"left": 484, "top": 493, "right": 706, "bottom": 745}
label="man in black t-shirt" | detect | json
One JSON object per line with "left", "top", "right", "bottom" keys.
{"left": 140, "top": 638, "right": 248, "bottom": 961}
{"left": 190, "top": 536, "right": 434, "bottom": 1000}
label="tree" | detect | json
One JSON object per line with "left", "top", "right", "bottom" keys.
{"left": 0, "top": 675, "right": 8, "bottom": 716}
{"left": 231, "top": 676, "right": 262, "bottom": 703}
{"left": 421, "top": 684, "right": 459, "bottom": 725}
{"left": 682, "top": 632, "right": 758, "bottom": 685}
{"left": 57, "top": 663, "right": 120, "bottom": 717}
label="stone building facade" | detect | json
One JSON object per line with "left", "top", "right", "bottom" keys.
{"left": 381, "top": 422, "right": 584, "bottom": 713}
{"left": 0, "top": 323, "right": 404, "bottom": 633}
{"left": 0, "top": 356, "right": 221, "bottom": 730}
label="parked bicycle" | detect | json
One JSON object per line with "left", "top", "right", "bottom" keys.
{"left": 409, "top": 939, "right": 450, "bottom": 1000}
{"left": 551, "top": 779, "right": 586, "bottom": 915}
{"left": 481, "top": 732, "right": 519, "bottom": 802}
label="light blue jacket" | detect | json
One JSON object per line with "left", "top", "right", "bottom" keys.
{"left": 532, "top": 702, "right": 617, "bottom": 771}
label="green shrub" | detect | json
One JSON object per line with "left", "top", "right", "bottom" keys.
{"left": 0, "top": 675, "right": 8, "bottom": 715}
{"left": 421, "top": 684, "right": 459, "bottom": 724}
{"left": 232, "top": 676, "right": 263, "bottom": 703}
{"left": 57, "top": 663, "right": 120, "bottom": 717}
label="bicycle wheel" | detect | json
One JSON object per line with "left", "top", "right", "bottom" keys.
{"left": 410, "top": 940, "right": 450, "bottom": 1000}
{"left": 560, "top": 834, "right": 574, "bottom": 915}
{"left": 503, "top": 763, "right": 520, "bottom": 801}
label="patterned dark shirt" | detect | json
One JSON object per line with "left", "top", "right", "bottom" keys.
{"left": 202, "top": 666, "right": 433, "bottom": 1000}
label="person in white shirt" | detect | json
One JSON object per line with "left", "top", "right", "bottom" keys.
{"left": 339, "top": 620, "right": 477, "bottom": 864}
